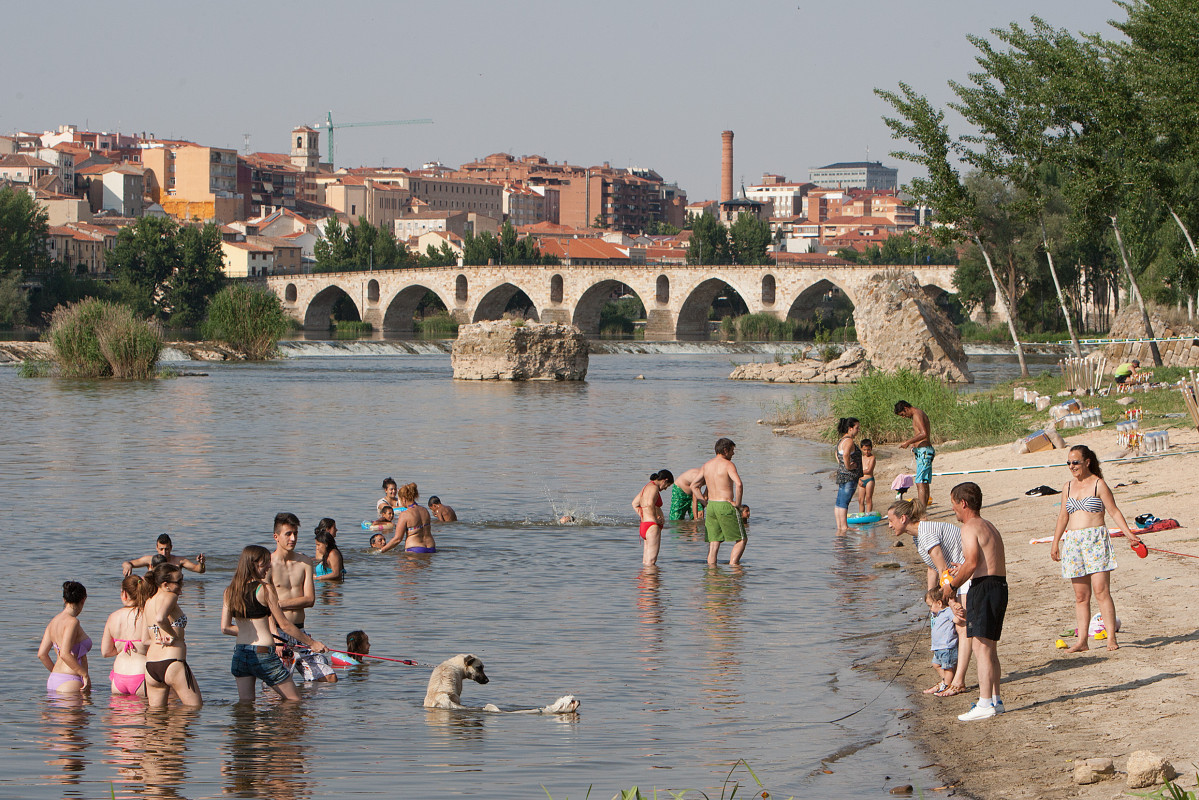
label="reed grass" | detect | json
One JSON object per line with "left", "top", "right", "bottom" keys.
{"left": 201, "top": 284, "right": 290, "bottom": 360}
{"left": 720, "top": 313, "right": 801, "bottom": 342}
{"left": 416, "top": 312, "right": 460, "bottom": 336}
{"left": 94, "top": 305, "right": 163, "bottom": 379}
{"left": 333, "top": 320, "right": 373, "bottom": 336}
{"left": 17, "top": 358, "right": 54, "bottom": 378}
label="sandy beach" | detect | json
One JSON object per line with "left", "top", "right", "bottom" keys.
{"left": 863, "top": 422, "right": 1199, "bottom": 798}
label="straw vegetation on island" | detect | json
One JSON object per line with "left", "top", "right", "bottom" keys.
{"left": 47, "top": 298, "right": 163, "bottom": 380}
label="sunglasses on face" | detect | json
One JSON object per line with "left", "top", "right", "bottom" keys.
{"left": 1067, "top": 460, "right": 1084, "bottom": 466}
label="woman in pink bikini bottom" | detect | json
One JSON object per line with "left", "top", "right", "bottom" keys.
{"left": 102, "top": 575, "right": 152, "bottom": 696}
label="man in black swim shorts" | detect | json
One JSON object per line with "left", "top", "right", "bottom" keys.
{"left": 944, "top": 482, "right": 1008, "bottom": 722}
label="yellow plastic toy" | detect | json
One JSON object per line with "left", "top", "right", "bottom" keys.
{"left": 1094, "top": 630, "right": 1108, "bottom": 641}
{"left": 1055, "top": 639, "right": 1067, "bottom": 649}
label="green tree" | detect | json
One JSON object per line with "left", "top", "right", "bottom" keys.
{"left": 106, "top": 216, "right": 180, "bottom": 317}
{"left": 421, "top": 242, "right": 459, "bottom": 267}
{"left": 729, "top": 213, "right": 774, "bottom": 265}
{"left": 645, "top": 220, "right": 681, "bottom": 236}
{"left": 0, "top": 272, "right": 28, "bottom": 328}
{"left": 0, "top": 186, "right": 51, "bottom": 277}
{"left": 876, "top": 82, "right": 1030, "bottom": 376}
{"left": 461, "top": 230, "right": 502, "bottom": 266}
{"left": 168, "top": 223, "right": 226, "bottom": 327}
{"left": 686, "top": 214, "right": 732, "bottom": 265}
{"left": 314, "top": 217, "right": 351, "bottom": 272}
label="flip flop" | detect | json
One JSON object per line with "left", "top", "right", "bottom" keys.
{"left": 935, "top": 684, "right": 967, "bottom": 697}
{"left": 923, "top": 681, "right": 948, "bottom": 695}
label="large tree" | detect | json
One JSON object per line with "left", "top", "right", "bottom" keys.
{"left": 729, "top": 213, "right": 774, "bottom": 265}
{"left": 0, "top": 185, "right": 51, "bottom": 278}
{"left": 686, "top": 214, "right": 732, "bottom": 265}
{"left": 168, "top": 223, "right": 226, "bottom": 326}
{"left": 107, "top": 216, "right": 182, "bottom": 317}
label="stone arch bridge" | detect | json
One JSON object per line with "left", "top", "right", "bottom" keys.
{"left": 265, "top": 263, "right": 959, "bottom": 340}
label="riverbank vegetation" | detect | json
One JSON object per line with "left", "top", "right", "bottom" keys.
{"left": 773, "top": 362, "right": 1191, "bottom": 452}
{"left": 875, "top": 2, "right": 1199, "bottom": 374}
{"left": 201, "top": 284, "right": 289, "bottom": 360}
{"left": 47, "top": 298, "right": 162, "bottom": 379}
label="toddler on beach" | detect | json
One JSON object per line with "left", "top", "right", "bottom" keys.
{"left": 923, "top": 587, "right": 959, "bottom": 695}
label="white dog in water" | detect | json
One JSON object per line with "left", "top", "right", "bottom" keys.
{"left": 423, "top": 654, "right": 580, "bottom": 714}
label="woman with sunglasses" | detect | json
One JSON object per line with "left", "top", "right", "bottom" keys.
{"left": 138, "top": 563, "right": 202, "bottom": 706}
{"left": 1050, "top": 445, "right": 1143, "bottom": 652}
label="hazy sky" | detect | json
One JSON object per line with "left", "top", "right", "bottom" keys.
{"left": 3, "top": 1, "right": 1124, "bottom": 201}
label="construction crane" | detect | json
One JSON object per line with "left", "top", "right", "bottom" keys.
{"left": 322, "top": 111, "right": 433, "bottom": 169}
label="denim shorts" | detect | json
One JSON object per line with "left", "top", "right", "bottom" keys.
{"left": 835, "top": 480, "right": 858, "bottom": 510}
{"left": 231, "top": 644, "right": 291, "bottom": 686}
{"left": 932, "top": 645, "right": 958, "bottom": 670}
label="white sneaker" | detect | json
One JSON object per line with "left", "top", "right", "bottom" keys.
{"left": 993, "top": 700, "right": 1005, "bottom": 715}
{"left": 958, "top": 702, "right": 997, "bottom": 721}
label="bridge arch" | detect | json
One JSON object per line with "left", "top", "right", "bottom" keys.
{"left": 473, "top": 282, "right": 539, "bottom": 322}
{"left": 676, "top": 277, "right": 751, "bottom": 340}
{"left": 305, "top": 284, "right": 360, "bottom": 330}
{"left": 382, "top": 284, "right": 456, "bottom": 334}
{"left": 572, "top": 279, "right": 648, "bottom": 336}
{"left": 784, "top": 278, "right": 856, "bottom": 334}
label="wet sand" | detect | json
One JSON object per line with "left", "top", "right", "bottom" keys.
{"left": 869, "top": 424, "right": 1199, "bottom": 799}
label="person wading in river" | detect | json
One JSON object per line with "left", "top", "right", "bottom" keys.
{"left": 270, "top": 513, "right": 337, "bottom": 684}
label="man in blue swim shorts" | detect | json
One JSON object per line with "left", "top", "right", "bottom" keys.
{"left": 896, "top": 400, "right": 934, "bottom": 507}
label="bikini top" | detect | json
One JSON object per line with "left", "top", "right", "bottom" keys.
{"left": 244, "top": 584, "right": 271, "bottom": 619}
{"left": 1065, "top": 480, "right": 1105, "bottom": 514}
{"left": 148, "top": 613, "right": 187, "bottom": 638}
{"left": 112, "top": 637, "right": 141, "bottom": 655}
{"left": 55, "top": 636, "right": 93, "bottom": 660}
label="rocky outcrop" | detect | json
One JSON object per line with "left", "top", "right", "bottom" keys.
{"left": 0, "top": 341, "right": 51, "bottom": 363}
{"left": 0, "top": 340, "right": 246, "bottom": 363}
{"left": 730, "top": 346, "right": 868, "bottom": 383}
{"left": 1125, "top": 750, "right": 1177, "bottom": 789}
{"left": 451, "top": 319, "right": 589, "bottom": 381}
{"left": 1105, "top": 303, "right": 1199, "bottom": 367}
{"left": 854, "top": 271, "right": 973, "bottom": 383}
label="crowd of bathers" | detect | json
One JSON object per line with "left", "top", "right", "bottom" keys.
{"left": 38, "top": 480, "right": 456, "bottom": 705}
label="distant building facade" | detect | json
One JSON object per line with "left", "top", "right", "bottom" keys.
{"left": 809, "top": 161, "right": 898, "bottom": 191}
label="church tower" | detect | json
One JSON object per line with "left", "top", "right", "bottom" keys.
{"left": 291, "top": 125, "right": 320, "bottom": 170}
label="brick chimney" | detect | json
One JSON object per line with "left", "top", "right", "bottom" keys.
{"left": 721, "top": 131, "right": 734, "bottom": 204}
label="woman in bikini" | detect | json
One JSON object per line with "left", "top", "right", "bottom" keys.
{"left": 632, "top": 470, "right": 674, "bottom": 566}
{"left": 221, "top": 544, "right": 328, "bottom": 701}
{"left": 37, "top": 581, "right": 92, "bottom": 695}
{"left": 314, "top": 530, "right": 344, "bottom": 580}
{"left": 1050, "top": 445, "right": 1144, "bottom": 652}
{"left": 139, "top": 562, "right": 202, "bottom": 707}
{"left": 101, "top": 575, "right": 151, "bottom": 696}
{"left": 384, "top": 483, "right": 437, "bottom": 554}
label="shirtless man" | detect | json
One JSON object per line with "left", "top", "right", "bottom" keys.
{"left": 668, "top": 467, "right": 707, "bottom": 521}
{"left": 428, "top": 496, "right": 457, "bottom": 522}
{"left": 942, "top": 482, "right": 1007, "bottom": 721}
{"left": 692, "top": 438, "right": 746, "bottom": 566}
{"left": 895, "top": 400, "right": 935, "bottom": 506}
{"left": 270, "top": 513, "right": 337, "bottom": 684}
{"left": 381, "top": 483, "right": 436, "bottom": 553}
{"left": 122, "top": 534, "right": 205, "bottom": 577}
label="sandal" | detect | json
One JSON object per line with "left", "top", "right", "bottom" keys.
{"left": 935, "top": 684, "right": 967, "bottom": 697}
{"left": 923, "top": 681, "right": 948, "bottom": 695}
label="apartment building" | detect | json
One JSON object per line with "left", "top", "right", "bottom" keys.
{"left": 80, "top": 164, "right": 146, "bottom": 218}
{"left": 502, "top": 182, "right": 547, "bottom": 227}
{"left": 746, "top": 174, "right": 815, "bottom": 219}
{"left": 220, "top": 240, "right": 274, "bottom": 277}
{"left": 0, "top": 153, "right": 55, "bottom": 186}
{"left": 142, "top": 141, "right": 243, "bottom": 223}
{"left": 323, "top": 177, "right": 410, "bottom": 228}
{"left": 243, "top": 153, "right": 299, "bottom": 215}
{"left": 46, "top": 222, "right": 117, "bottom": 274}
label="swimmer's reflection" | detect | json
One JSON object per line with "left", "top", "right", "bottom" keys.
{"left": 39, "top": 694, "right": 90, "bottom": 787}
{"left": 137, "top": 706, "right": 197, "bottom": 800}
{"left": 832, "top": 521, "right": 876, "bottom": 608}
{"left": 317, "top": 582, "right": 344, "bottom": 607}
{"left": 635, "top": 565, "right": 664, "bottom": 666}
{"left": 391, "top": 554, "right": 434, "bottom": 605}
{"left": 671, "top": 519, "right": 704, "bottom": 543}
{"left": 698, "top": 565, "right": 746, "bottom": 703}
{"left": 104, "top": 695, "right": 146, "bottom": 794}
{"left": 223, "top": 702, "right": 312, "bottom": 800}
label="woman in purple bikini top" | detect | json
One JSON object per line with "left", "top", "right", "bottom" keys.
{"left": 37, "top": 580, "right": 92, "bottom": 693}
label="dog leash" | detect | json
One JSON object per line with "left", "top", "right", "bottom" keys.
{"left": 820, "top": 626, "right": 925, "bottom": 724}
{"left": 330, "top": 648, "right": 436, "bottom": 667}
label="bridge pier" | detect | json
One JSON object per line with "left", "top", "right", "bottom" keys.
{"left": 539, "top": 307, "right": 572, "bottom": 326}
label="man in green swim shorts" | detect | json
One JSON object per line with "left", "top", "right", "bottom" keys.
{"left": 693, "top": 438, "right": 746, "bottom": 566}
{"left": 668, "top": 467, "right": 706, "bottom": 521}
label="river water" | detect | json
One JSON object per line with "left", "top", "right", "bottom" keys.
{"left": 0, "top": 347, "right": 1048, "bottom": 799}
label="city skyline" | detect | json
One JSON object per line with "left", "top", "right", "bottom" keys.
{"left": 3, "top": 0, "right": 1120, "bottom": 200}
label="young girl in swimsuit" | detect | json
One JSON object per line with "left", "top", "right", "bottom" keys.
{"left": 632, "top": 470, "right": 674, "bottom": 566}
{"left": 38, "top": 581, "right": 91, "bottom": 694}
{"left": 101, "top": 575, "right": 151, "bottom": 696}
{"left": 858, "top": 439, "right": 876, "bottom": 514}
{"left": 221, "top": 545, "right": 328, "bottom": 701}
{"left": 138, "top": 563, "right": 202, "bottom": 707}
{"left": 314, "top": 530, "right": 344, "bottom": 580}
{"left": 1050, "top": 444, "right": 1143, "bottom": 652}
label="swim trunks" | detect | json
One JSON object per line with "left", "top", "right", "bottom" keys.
{"left": 913, "top": 445, "right": 935, "bottom": 484}
{"left": 1059, "top": 526, "right": 1117, "bottom": 578}
{"left": 859, "top": 476, "right": 874, "bottom": 486}
{"left": 965, "top": 575, "right": 1008, "bottom": 641}
{"left": 231, "top": 643, "right": 291, "bottom": 687}
{"left": 638, "top": 520, "right": 660, "bottom": 539}
{"left": 704, "top": 501, "right": 745, "bottom": 543}
{"left": 406, "top": 546, "right": 437, "bottom": 554}
{"left": 669, "top": 484, "right": 693, "bottom": 521}
{"left": 277, "top": 630, "right": 337, "bottom": 681}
